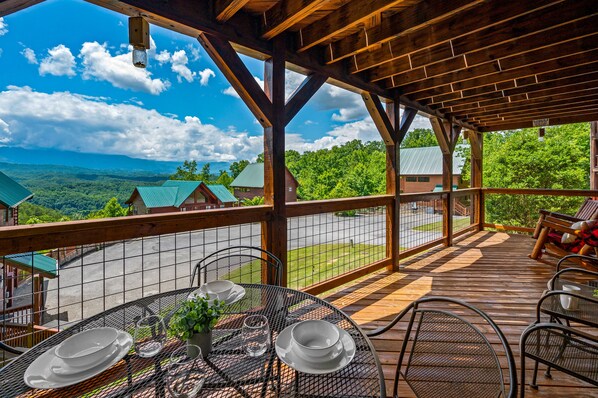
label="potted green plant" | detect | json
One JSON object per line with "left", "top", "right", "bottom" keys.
{"left": 169, "top": 296, "right": 224, "bottom": 358}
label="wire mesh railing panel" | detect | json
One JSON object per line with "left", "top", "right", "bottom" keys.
{"left": 0, "top": 223, "right": 261, "bottom": 354}
{"left": 399, "top": 195, "right": 445, "bottom": 251}
{"left": 287, "top": 207, "right": 387, "bottom": 290}
{"left": 485, "top": 193, "right": 586, "bottom": 230}
{"left": 453, "top": 192, "right": 477, "bottom": 233}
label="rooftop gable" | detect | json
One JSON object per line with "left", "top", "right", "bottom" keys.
{"left": 400, "top": 146, "right": 465, "bottom": 176}
{"left": 161, "top": 180, "right": 202, "bottom": 207}
{"left": 207, "top": 185, "right": 237, "bottom": 203}
{"left": 0, "top": 171, "right": 33, "bottom": 208}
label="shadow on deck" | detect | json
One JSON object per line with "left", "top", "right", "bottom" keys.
{"left": 323, "top": 231, "right": 598, "bottom": 398}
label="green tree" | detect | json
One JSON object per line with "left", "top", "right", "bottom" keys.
{"left": 171, "top": 160, "right": 200, "bottom": 180}
{"left": 215, "top": 170, "right": 234, "bottom": 187}
{"left": 242, "top": 196, "right": 265, "bottom": 206}
{"left": 483, "top": 123, "right": 590, "bottom": 227}
{"left": 229, "top": 160, "right": 250, "bottom": 178}
{"left": 401, "top": 128, "right": 437, "bottom": 148}
{"left": 88, "top": 197, "right": 129, "bottom": 219}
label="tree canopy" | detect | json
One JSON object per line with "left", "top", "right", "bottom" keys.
{"left": 401, "top": 128, "right": 437, "bottom": 148}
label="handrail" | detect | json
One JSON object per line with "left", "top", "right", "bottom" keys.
{"left": 400, "top": 192, "right": 446, "bottom": 201}
{"left": 0, "top": 205, "right": 273, "bottom": 256}
{"left": 286, "top": 195, "right": 392, "bottom": 217}
{"left": 483, "top": 188, "right": 598, "bottom": 197}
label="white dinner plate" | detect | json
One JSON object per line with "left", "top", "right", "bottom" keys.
{"left": 24, "top": 330, "right": 133, "bottom": 389}
{"left": 275, "top": 323, "right": 356, "bottom": 375}
{"left": 188, "top": 283, "right": 246, "bottom": 305}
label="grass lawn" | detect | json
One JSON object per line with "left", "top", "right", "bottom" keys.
{"left": 225, "top": 243, "right": 386, "bottom": 290}
{"left": 412, "top": 217, "right": 472, "bottom": 232}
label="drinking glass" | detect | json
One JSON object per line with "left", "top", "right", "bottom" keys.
{"left": 134, "top": 315, "right": 166, "bottom": 358}
{"left": 242, "top": 315, "right": 270, "bottom": 357}
{"left": 167, "top": 345, "right": 205, "bottom": 398}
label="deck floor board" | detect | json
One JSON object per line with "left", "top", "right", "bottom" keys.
{"left": 323, "top": 232, "right": 598, "bottom": 397}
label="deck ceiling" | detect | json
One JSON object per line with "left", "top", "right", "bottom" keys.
{"left": 2, "top": 0, "right": 598, "bottom": 132}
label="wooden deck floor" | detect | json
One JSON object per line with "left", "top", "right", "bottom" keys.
{"left": 323, "top": 231, "right": 598, "bottom": 398}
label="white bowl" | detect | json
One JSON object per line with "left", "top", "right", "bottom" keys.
{"left": 291, "top": 320, "right": 341, "bottom": 359}
{"left": 55, "top": 327, "right": 119, "bottom": 368}
{"left": 204, "top": 280, "right": 235, "bottom": 300}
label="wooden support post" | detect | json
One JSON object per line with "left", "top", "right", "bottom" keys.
{"left": 431, "top": 118, "right": 456, "bottom": 246}
{"left": 199, "top": 34, "right": 325, "bottom": 286}
{"left": 32, "top": 275, "right": 42, "bottom": 325}
{"left": 263, "top": 37, "right": 287, "bottom": 286}
{"left": 468, "top": 130, "right": 484, "bottom": 230}
{"left": 362, "top": 94, "right": 415, "bottom": 271}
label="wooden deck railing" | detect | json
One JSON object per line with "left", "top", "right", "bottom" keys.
{"left": 0, "top": 304, "right": 33, "bottom": 325}
{"left": 2, "top": 187, "right": 598, "bottom": 348}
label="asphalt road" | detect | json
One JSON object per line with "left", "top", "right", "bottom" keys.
{"left": 15, "top": 208, "right": 451, "bottom": 326}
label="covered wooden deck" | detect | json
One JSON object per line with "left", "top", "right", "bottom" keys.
{"left": 324, "top": 232, "right": 598, "bottom": 397}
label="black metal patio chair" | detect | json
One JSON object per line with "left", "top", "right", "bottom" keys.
{"left": 190, "top": 246, "right": 283, "bottom": 287}
{"left": 367, "top": 296, "right": 517, "bottom": 398}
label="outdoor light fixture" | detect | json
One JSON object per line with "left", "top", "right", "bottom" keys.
{"left": 538, "top": 127, "right": 545, "bottom": 142}
{"left": 129, "top": 17, "right": 150, "bottom": 68}
{"left": 533, "top": 119, "right": 548, "bottom": 142}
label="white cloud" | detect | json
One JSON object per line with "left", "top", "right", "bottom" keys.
{"left": 21, "top": 48, "right": 38, "bottom": 64}
{"left": 0, "top": 17, "right": 7, "bottom": 36}
{"left": 0, "top": 86, "right": 262, "bottom": 162}
{"left": 223, "top": 76, "right": 265, "bottom": 98}
{"left": 39, "top": 45, "right": 76, "bottom": 77}
{"left": 170, "top": 50, "right": 195, "bottom": 83}
{"left": 155, "top": 49, "right": 171, "bottom": 64}
{"left": 287, "top": 117, "right": 380, "bottom": 152}
{"left": 186, "top": 44, "right": 200, "bottom": 61}
{"left": 79, "top": 41, "right": 169, "bottom": 95}
{"left": 198, "top": 68, "right": 215, "bottom": 86}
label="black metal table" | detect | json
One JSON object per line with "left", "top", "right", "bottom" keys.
{"left": 540, "top": 280, "right": 598, "bottom": 328}
{"left": 0, "top": 284, "right": 386, "bottom": 397}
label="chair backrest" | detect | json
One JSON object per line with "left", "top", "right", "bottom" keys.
{"left": 394, "top": 297, "right": 517, "bottom": 398}
{"left": 190, "top": 246, "right": 282, "bottom": 287}
{"left": 575, "top": 198, "right": 598, "bottom": 220}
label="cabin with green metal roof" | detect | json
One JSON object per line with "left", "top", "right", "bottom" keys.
{"left": 230, "top": 163, "right": 298, "bottom": 202}
{"left": 0, "top": 171, "right": 33, "bottom": 227}
{"left": 125, "top": 180, "right": 237, "bottom": 215}
{"left": 399, "top": 146, "right": 464, "bottom": 194}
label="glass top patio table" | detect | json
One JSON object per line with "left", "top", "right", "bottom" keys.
{"left": 541, "top": 280, "right": 598, "bottom": 328}
{"left": 0, "top": 284, "right": 386, "bottom": 397}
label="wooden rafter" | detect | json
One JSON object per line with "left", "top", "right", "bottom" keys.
{"left": 262, "top": 0, "right": 324, "bottom": 40}
{"left": 371, "top": 13, "right": 598, "bottom": 83}
{"left": 197, "top": 32, "right": 273, "bottom": 127}
{"left": 362, "top": 92, "right": 396, "bottom": 146}
{"left": 325, "top": 0, "right": 478, "bottom": 64}
{"left": 296, "top": 0, "right": 406, "bottom": 52}
{"left": 481, "top": 113, "right": 598, "bottom": 132}
{"left": 349, "top": 0, "right": 564, "bottom": 74}
{"left": 215, "top": 0, "right": 251, "bottom": 22}
{"left": 398, "top": 107, "right": 417, "bottom": 144}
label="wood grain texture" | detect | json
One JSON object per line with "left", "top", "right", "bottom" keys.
{"left": 322, "top": 232, "right": 598, "bottom": 398}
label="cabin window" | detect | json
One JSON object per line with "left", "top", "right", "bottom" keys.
{"left": 406, "top": 177, "right": 417, "bottom": 182}
{"left": 288, "top": 187, "right": 292, "bottom": 192}
{"left": 417, "top": 177, "right": 430, "bottom": 182}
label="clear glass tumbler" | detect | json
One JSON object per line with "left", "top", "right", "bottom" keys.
{"left": 242, "top": 315, "right": 270, "bottom": 357}
{"left": 167, "top": 345, "right": 205, "bottom": 398}
{"left": 134, "top": 315, "right": 166, "bottom": 358}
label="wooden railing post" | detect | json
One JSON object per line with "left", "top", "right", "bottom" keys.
{"left": 362, "top": 93, "right": 416, "bottom": 271}
{"left": 468, "top": 130, "right": 484, "bottom": 230}
{"left": 431, "top": 118, "right": 461, "bottom": 246}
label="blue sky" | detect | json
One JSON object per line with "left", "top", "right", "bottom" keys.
{"left": 0, "top": 0, "right": 429, "bottom": 163}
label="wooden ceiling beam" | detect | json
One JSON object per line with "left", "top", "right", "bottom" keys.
{"left": 481, "top": 113, "right": 598, "bottom": 132}
{"left": 215, "top": 0, "right": 251, "bottom": 22}
{"left": 349, "top": 0, "right": 564, "bottom": 74}
{"left": 404, "top": 48, "right": 598, "bottom": 100}
{"left": 0, "top": 0, "right": 43, "bottom": 17}
{"left": 262, "top": 0, "right": 325, "bottom": 40}
{"left": 370, "top": 12, "right": 598, "bottom": 83}
{"left": 450, "top": 86, "right": 598, "bottom": 116}
{"left": 284, "top": 73, "right": 328, "bottom": 125}
{"left": 392, "top": 36, "right": 598, "bottom": 94}
{"left": 427, "top": 62, "right": 598, "bottom": 106}
{"left": 197, "top": 32, "right": 273, "bottom": 127}
{"left": 362, "top": 92, "right": 397, "bottom": 146}
{"left": 296, "top": 0, "right": 406, "bottom": 52}
{"left": 468, "top": 99, "right": 598, "bottom": 124}
{"left": 470, "top": 96, "right": 598, "bottom": 119}
{"left": 481, "top": 108, "right": 598, "bottom": 127}
{"left": 399, "top": 107, "right": 418, "bottom": 143}
{"left": 325, "top": 0, "right": 477, "bottom": 64}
